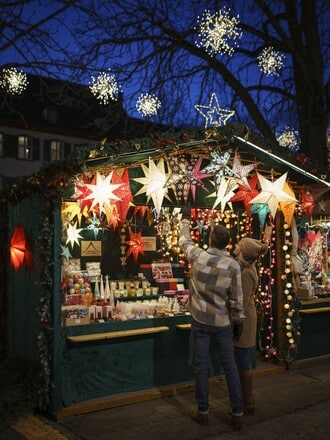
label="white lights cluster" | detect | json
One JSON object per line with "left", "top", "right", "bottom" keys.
{"left": 257, "top": 47, "right": 285, "bottom": 76}
{"left": 195, "top": 8, "right": 242, "bottom": 56}
{"left": 0, "top": 67, "right": 29, "bottom": 95}
{"left": 136, "top": 93, "right": 161, "bottom": 117}
{"left": 89, "top": 71, "right": 121, "bottom": 105}
{"left": 276, "top": 126, "right": 300, "bottom": 152}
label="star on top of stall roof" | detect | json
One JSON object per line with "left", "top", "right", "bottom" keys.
{"left": 249, "top": 172, "right": 297, "bottom": 219}
{"left": 195, "top": 93, "right": 235, "bottom": 128}
{"left": 83, "top": 171, "right": 123, "bottom": 215}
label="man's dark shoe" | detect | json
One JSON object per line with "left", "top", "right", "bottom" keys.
{"left": 192, "top": 412, "right": 209, "bottom": 425}
{"left": 231, "top": 414, "right": 244, "bottom": 430}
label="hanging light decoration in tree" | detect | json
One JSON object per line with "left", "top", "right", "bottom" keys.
{"left": 136, "top": 93, "right": 161, "bottom": 117}
{"left": 195, "top": 8, "right": 242, "bottom": 56}
{"left": 276, "top": 126, "right": 300, "bottom": 152}
{"left": 257, "top": 47, "right": 285, "bottom": 76}
{"left": 0, "top": 67, "right": 29, "bottom": 95}
{"left": 89, "top": 70, "right": 121, "bottom": 104}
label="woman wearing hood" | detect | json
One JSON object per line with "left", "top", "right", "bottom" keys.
{"left": 233, "top": 238, "right": 268, "bottom": 415}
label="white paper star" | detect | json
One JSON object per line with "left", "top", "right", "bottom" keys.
{"left": 66, "top": 222, "right": 84, "bottom": 248}
{"left": 231, "top": 151, "right": 256, "bottom": 188}
{"left": 195, "top": 93, "right": 235, "bottom": 128}
{"left": 207, "top": 177, "right": 238, "bottom": 211}
{"left": 249, "top": 172, "right": 297, "bottom": 219}
{"left": 133, "top": 158, "right": 169, "bottom": 215}
{"left": 83, "top": 171, "right": 123, "bottom": 215}
{"left": 201, "top": 150, "right": 232, "bottom": 190}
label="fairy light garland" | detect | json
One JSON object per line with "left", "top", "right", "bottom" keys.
{"left": 281, "top": 223, "right": 301, "bottom": 364}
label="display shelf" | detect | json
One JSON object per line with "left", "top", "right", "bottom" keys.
{"left": 176, "top": 324, "right": 191, "bottom": 330}
{"left": 299, "top": 307, "right": 330, "bottom": 314}
{"left": 67, "top": 326, "right": 170, "bottom": 342}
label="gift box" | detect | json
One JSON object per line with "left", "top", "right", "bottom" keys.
{"left": 62, "top": 305, "right": 90, "bottom": 326}
{"left": 296, "top": 287, "right": 314, "bottom": 300}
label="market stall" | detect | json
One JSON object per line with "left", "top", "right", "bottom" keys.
{"left": 3, "top": 125, "right": 329, "bottom": 415}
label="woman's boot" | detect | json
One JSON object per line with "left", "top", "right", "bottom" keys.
{"left": 239, "top": 370, "right": 255, "bottom": 414}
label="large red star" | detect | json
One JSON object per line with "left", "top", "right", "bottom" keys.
{"left": 229, "top": 173, "right": 259, "bottom": 216}
{"left": 112, "top": 168, "right": 133, "bottom": 222}
{"left": 125, "top": 230, "right": 145, "bottom": 262}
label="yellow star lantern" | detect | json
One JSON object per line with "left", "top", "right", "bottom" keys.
{"left": 250, "top": 172, "right": 297, "bottom": 219}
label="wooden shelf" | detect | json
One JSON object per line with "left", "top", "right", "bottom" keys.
{"left": 67, "top": 326, "right": 169, "bottom": 343}
{"left": 300, "top": 307, "right": 330, "bottom": 314}
{"left": 176, "top": 324, "right": 191, "bottom": 330}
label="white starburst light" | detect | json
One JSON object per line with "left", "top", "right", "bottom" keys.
{"left": 66, "top": 222, "right": 84, "bottom": 248}
{"left": 0, "top": 67, "right": 29, "bottom": 95}
{"left": 83, "top": 171, "right": 123, "bottom": 214}
{"left": 195, "top": 8, "right": 242, "bottom": 57}
{"left": 89, "top": 71, "right": 121, "bottom": 104}
{"left": 136, "top": 93, "right": 161, "bottom": 117}
{"left": 257, "top": 47, "right": 285, "bottom": 76}
{"left": 276, "top": 126, "right": 300, "bottom": 152}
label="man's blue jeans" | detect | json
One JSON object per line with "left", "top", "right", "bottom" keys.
{"left": 191, "top": 318, "right": 244, "bottom": 415}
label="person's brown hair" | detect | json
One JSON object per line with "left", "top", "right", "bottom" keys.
{"left": 209, "top": 225, "right": 230, "bottom": 249}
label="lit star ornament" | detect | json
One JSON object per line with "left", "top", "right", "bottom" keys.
{"left": 66, "top": 222, "right": 84, "bottom": 248}
{"left": 83, "top": 171, "right": 123, "bottom": 215}
{"left": 207, "top": 176, "right": 238, "bottom": 211}
{"left": 201, "top": 149, "right": 232, "bottom": 189}
{"left": 89, "top": 70, "right": 121, "bottom": 105}
{"left": 126, "top": 230, "right": 145, "bottom": 262}
{"left": 0, "top": 67, "right": 29, "bottom": 95}
{"left": 195, "top": 93, "right": 235, "bottom": 128}
{"left": 136, "top": 93, "right": 161, "bottom": 117}
{"left": 249, "top": 172, "right": 297, "bottom": 219}
{"left": 195, "top": 8, "right": 242, "bottom": 57}
{"left": 230, "top": 150, "right": 256, "bottom": 188}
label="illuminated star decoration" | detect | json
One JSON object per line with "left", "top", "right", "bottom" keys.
{"left": 89, "top": 70, "right": 121, "bottom": 105}
{"left": 112, "top": 168, "right": 134, "bottom": 223}
{"left": 229, "top": 173, "right": 259, "bottom": 216}
{"left": 85, "top": 213, "right": 102, "bottom": 239}
{"left": 66, "top": 222, "right": 84, "bottom": 248}
{"left": 61, "top": 245, "right": 72, "bottom": 260}
{"left": 133, "top": 158, "right": 169, "bottom": 215}
{"left": 136, "top": 93, "right": 161, "bottom": 117}
{"left": 250, "top": 172, "right": 297, "bottom": 219}
{"left": 230, "top": 150, "right": 256, "bottom": 188}
{"left": 276, "top": 126, "right": 300, "bottom": 153}
{"left": 0, "top": 67, "right": 29, "bottom": 95}
{"left": 257, "top": 47, "right": 285, "bottom": 76}
{"left": 207, "top": 176, "right": 238, "bottom": 211}
{"left": 193, "top": 220, "right": 209, "bottom": 237}
{"left": 72, "top": 174, "right": 95, "bottom": 214}
{"left": 195, "top": 8, "right": 242, "bottom": 57}
{"left": 62, "top": 201, "right": 87, "bottom": 227}
{"left": 201, "top": 149, "right": 232, "bottom": 190}
{"left": 165, "top": 155, "right": 187, "bottom": 202}
{"left": 251, "top": 203, "right": 270, "bottom": 229}
{"left": 184, "top": 156, "right": 211, "bottom": 201}
{"left": 83, "top": 171, "right": 123, "bottom": 216}
{"left": 125, "top": 230, "right": 145, "bottom": 262}
{"left": 279, "top": 182, "right": 297, "bottom": 226}
{"left": 195, "top": 93, "right": 235, "bottom": 128}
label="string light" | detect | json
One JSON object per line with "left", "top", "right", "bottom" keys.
{"left": 276, "top": 126, "right": 300, "bottom": 152}
{"left": 257, "top": 47, "right": 285, "bottom": 76}
{"left": 89, "top": 71, "right": 121, "bottom": 104}
{"left": 195, "top": 8, "right": 242, "bottom": 57}
{"left": 0, "top": 67, "right": 29, "bottom": 95}
{"left": 136, "top": 93, "right": 161, "bottom": 117}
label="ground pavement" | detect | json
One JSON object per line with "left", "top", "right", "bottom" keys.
{"left": 1, "top": 355, "right": 330, "bottom": 440}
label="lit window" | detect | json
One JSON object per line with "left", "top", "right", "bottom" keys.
{"left": 18, "top": 136, "right": 33, "bottom": 160}
{"left": 50, "top": 140, "right": 64, "bottom": 161}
